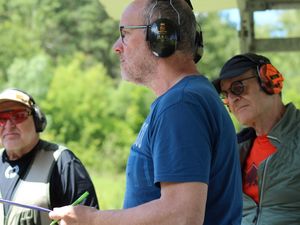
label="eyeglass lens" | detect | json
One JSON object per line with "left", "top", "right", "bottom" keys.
{"left": 0, "top": 109, "right": 31, "bottom": 127}
{"left": 119, "top": 25, "right": 149, "bottom": 45}
{"left": 119, "top": 27, "right": 125, "bottom": 44}
{"left": 220, "top": 76, "right": 256, "bottom": 100}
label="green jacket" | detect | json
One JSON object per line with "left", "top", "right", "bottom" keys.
{"left": 238, "top": 103, "right": 300, "bottom": 225}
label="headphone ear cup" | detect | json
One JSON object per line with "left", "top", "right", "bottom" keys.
{"left": 147, "top": 18, "right": 179, "bottom": 57}
{"left": 194, "top": 30, "right": 203, "bottom": 63}
{"left": 258, "top": 64, "right": 284, "bottom": 94}
{"left": 32, "top": 105, "right": 47, "bottom": 132}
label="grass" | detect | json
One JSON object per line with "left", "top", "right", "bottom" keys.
{"left": 90, "top": 171, "right": 126, "bottom": 210}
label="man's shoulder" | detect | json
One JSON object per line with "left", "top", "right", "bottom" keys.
{"left": 38, "top": 140, "right": 74, "bottom": 160}
{"left": 39, "top": 140, "right": 68, "bottom": 151}
{"left": 161, "top": 75, "right": 213, "bottom": 103}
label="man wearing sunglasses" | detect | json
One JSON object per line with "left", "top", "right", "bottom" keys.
{"left": 213, "top": 52, "right": 300, "bottom": 225}
{"left": 0, "top": 88, "right": 99, "bottom": 225}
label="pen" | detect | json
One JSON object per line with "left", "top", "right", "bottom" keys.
{"left": 50, "top": 191, "right": 90, "bottom": 225}
{"left": 0, "top": 198, "right": 51, "bottom": 213}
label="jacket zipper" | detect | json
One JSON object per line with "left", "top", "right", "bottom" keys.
{"left": 253, "top": 156, "right": 270, "bottom": 224}
{"left": 253, "top": 135, "right": 279, "bottom": 224}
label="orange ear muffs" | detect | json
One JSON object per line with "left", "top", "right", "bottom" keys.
{"left": 258, "top": 63, "right": 284, "bottom": 94}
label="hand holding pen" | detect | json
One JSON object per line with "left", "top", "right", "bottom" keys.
{"left": 50, "top": 191, "right": 90, "bottom": 225}
{"left": 49, "top": 193, "right": 99, "bottom": 225}
{"left": 0, "top": 191, "right": 90, "bottom": 225}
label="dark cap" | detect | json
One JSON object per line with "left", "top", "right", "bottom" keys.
{"left": 212, "top": 53, "right": 271, "bottom": 93}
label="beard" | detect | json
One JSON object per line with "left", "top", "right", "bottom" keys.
{"left": 120, "top": 49, "right": 158, "bottom": 86}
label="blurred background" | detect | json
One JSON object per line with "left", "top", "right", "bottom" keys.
{"left": 0, "top": 0, "right": 299, "bottom": 209}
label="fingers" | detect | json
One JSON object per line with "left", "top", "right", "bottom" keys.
{"left": 49, "top": 205, "right": 97, "bottom": 225}
{"left": 49, "top": 206, "right": 72, "bottom": 221}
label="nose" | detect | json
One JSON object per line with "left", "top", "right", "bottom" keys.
{"left": 1, "top": 119, "right": 16, "bottom": 129}
{"left": 113, "top": 37, "right": 123, "bottom": 55}
{"left": 227, "top": 92, "right": 241, "bottom": 108}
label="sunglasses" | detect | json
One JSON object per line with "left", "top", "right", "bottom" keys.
{"left": 0, "top": 109, "right": 32, "bottom": 127}
{"left": 220, "top": 76, "right": 257, "bottom": 103}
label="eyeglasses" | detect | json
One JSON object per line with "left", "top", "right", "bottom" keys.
{"left": 0, "top": 109, "right": 32, "bottom": 127}
{"left": 220, "top": 76, "right": 257, "bottom": 102}
{"left": 119, "top": 25, "right": 149, "bottom": 45}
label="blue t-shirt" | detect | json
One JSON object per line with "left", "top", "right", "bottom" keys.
{"left": 123, "top": 75, "right": 242, "bottom": 225}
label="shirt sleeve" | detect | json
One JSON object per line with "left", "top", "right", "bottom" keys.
{"left": 50, "top": 149, "right": 99, "bottom": 209}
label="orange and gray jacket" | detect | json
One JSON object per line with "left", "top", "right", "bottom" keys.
{"left": 237, "top": 103, "right": 300, "bottom": 225}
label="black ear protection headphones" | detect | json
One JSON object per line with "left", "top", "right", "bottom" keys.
{"left": 10, "top": 89, "right": 47, "bottom": 132}
{"left": 146, "top": 17, "right": 180, "bottom": 58}
{"left": 146, "top": 0, "right": 203, "bottom": 63}
{"left": 242, "top": 53, "right": 284, "bottom": 95}
{"left": 194, "top": 26, "right": 204, "bottom": 63}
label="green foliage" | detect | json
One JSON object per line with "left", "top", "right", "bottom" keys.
{"left": 38, "top": 0, "right": 120, "bottom": 77}
{"left": 0, "top": 21, "right": 41, "bottom": 82}
{"left": 5, "top": 53, "right": 53, "bottom": 101}
{"left": 43, "top": 53, "right": 154, "bottom": 172}
{"left": 91, "top": 172, "right": 125, "bottom": 209}
{"left": 0, "top": 0, "right": 120, "bottom": 81}
{"left": 196, "top": 12, "right": 239, "bottom": 80}
{"left": 280, "top": 9, "right": 300, "bottom": 37}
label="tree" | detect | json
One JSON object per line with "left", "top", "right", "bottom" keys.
{"left": 195, "top": 12, "right": 239, "bottom": 80}
{"left": 38, "top": 0, "right": 120, "bottom": 78}
{"left": 5, "top": 53, "right": 53, "bottom": 101}
{"left": 0, "top": 0, "right": 120, "bottom": 83}
{"left": 43, "top": 53, "right": 153, "bottom": 172}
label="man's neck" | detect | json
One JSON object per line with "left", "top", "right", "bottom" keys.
{"left": 148, "top": 57, "right": 199, "bottom": 96}
{"left": 253, "top": 102, "right": 286, "bottom": 136}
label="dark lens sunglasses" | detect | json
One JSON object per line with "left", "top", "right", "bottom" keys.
{"left": 220, "top": 76, "right": 257, "bottom": 102}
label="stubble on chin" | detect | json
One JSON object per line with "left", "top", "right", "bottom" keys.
{"left": 121, "top": 54, "right": 158, "bottom": 85}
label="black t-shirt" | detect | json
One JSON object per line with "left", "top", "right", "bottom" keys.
{"left": 0, "top": 140, "right": 99, "bottom": 214}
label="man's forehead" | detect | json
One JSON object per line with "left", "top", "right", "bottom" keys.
{"left": 121, "top": 0, "right": 145, "bottom": 25}
{"left": 0, "top": 101, "right": 29, "bottom": 111}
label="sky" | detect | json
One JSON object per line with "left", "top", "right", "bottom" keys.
{"left": 220, "top": 8, "right": 286, "bottom": 37}
{"left": 221, "top": 8, "right": 283, "bottom": 27}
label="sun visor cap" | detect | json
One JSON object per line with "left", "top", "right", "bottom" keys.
{"left": 0, "top": 89, "right": 33, "bottom": 109}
